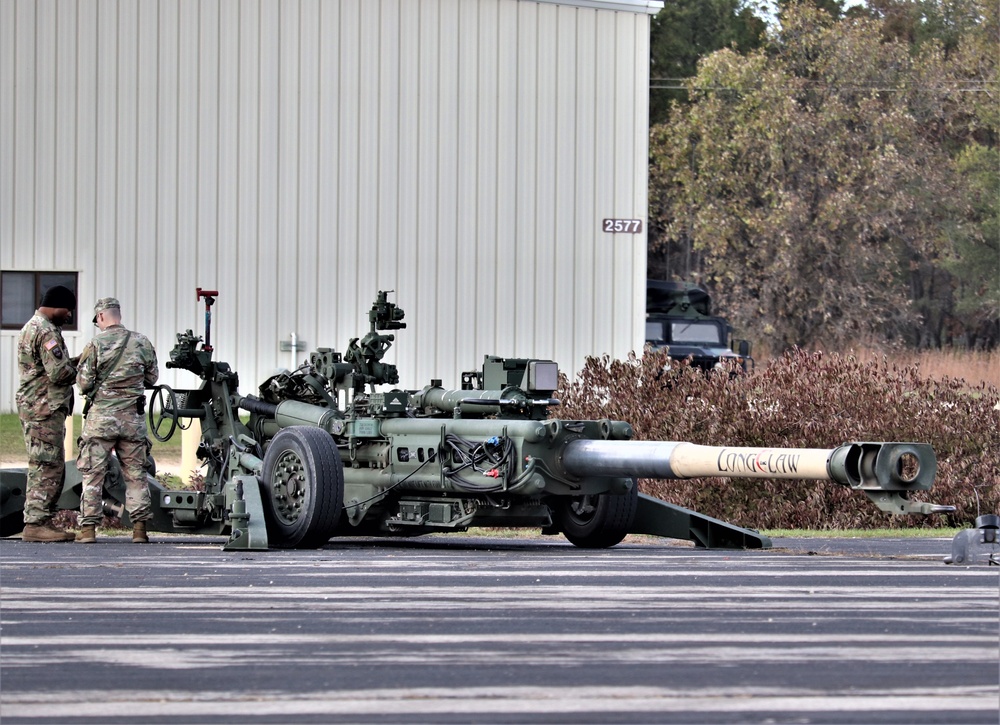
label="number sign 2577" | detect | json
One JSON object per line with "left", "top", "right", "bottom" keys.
{"left": 602, "top": 218, "right": 643, "bottom": 233}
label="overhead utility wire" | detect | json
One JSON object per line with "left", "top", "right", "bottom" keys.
{"left": 650, "top": 78, "right": 997, "bottom": 93}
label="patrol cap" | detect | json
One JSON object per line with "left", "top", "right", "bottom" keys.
{"left": 92, "top": 297, "right": 121, "bottom": 324}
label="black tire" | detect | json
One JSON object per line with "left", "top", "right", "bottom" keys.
{"left": 260, "top": 426, "right": 344, "bottom": 549}
{"left": 555, "top": 482, "right": 639, "bottom": 549}
{"left": 0, "top": 470, "right": 27, "bottom": 538}
{"left": 0, "top": 514, "right": 25, "bottom": 538}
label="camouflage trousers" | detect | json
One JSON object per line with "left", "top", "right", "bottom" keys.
{"left": 19, "top": 413, "right": 67, "bottom": 525}
{"left": 77, "top": 412, "right": 151, "bottom": 526}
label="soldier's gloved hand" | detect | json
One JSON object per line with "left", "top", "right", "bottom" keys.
{"left": 69, "top": 355, "right": 81, "bottom": 367}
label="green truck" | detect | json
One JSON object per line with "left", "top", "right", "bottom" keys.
{"left": 645, "top": 280, "right": 753, "bottom": 372}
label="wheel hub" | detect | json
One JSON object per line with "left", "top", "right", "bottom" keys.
{"left": 270, "top": 452, "right": 308, "bottom": 523}
{"left": 568, "top": 495, "right": 597, "bottom": 522}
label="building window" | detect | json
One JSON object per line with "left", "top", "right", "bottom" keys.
{"left": 1, "top": 271, "right": 80, "bottom": 332}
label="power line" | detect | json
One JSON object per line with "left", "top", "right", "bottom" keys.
{"left": 650, "top": 78, "right": 998, "bottom": 93}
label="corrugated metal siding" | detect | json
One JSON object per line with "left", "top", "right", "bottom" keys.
{"left": 0, "top": 0, "right": 652, "bottom": 412}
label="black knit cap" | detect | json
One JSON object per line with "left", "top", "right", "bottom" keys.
{"left": 40, "top": 285, "right": 77, "bottom": 311}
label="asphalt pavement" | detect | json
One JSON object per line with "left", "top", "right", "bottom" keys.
{"left": 1, "top": 533, "right": 997, "bottom": 724}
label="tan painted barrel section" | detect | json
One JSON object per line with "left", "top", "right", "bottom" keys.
{"left": 561, "top": 440, "right": 835, "bottom": 481}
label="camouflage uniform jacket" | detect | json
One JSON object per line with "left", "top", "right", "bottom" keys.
{"left": 16, "top": 313, "right": 77, "bottom": 421}
{"left": 77, "top": 324, "right": 159, "bottom": 417}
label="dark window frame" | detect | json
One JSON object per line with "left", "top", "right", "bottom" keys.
{"left": 1, "top": 270, "right": 80, "bottom": 332}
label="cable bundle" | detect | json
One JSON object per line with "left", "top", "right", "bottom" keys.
{"left": 441, "top": 434, "right": 516, "bottom": 492}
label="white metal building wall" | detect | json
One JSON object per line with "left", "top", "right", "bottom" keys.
{"left": 0, "top": 0, "right": 658, "bottom": 412}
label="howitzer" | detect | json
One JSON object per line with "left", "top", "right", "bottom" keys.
{"left": 1, "top": 290, "right": 952, "bottom": 550}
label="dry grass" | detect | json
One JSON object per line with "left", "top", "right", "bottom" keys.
{"left": 753, "top": 348, "right": 999, "bottom": 390}
{"left": 888, "top": 349, "right": 999, "bottom": 389}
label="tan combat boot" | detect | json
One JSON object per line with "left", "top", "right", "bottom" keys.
{"left": 132, "top": 521, "right": 149, "bottom": 544}
{"left": 23, "top": 523, "right": 76, "bottom": 542}
{"left": 75, "top": 524, "right": 97, "bottom": 543}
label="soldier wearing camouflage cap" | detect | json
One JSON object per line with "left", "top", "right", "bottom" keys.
{"left": 75, "top": 297, "right": 159, "bottom": 544}
{"left": 16, "top": 285, "right": 80, "bottom": 542}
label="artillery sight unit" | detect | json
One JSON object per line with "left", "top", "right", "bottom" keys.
{"left": 1, "top": 290, "right": 952, "bottom": 550}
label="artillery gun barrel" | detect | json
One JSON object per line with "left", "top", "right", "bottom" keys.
{"left": 561, "top": 440, "right": 936, "bottom": 492}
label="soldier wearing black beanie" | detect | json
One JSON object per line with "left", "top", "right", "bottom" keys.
{"left": 15, "top": 283, "right": 80, "bottom": 541}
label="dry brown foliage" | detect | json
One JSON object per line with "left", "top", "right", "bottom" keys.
{"left": 557, "top": 349, "right": 1000, "bottom": 530}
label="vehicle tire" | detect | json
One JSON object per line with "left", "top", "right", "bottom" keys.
{"left": 555, "top": 482, "right": 638, "bottom": 549}
{"left": 261, "top": 426, "right": 344, "bottom": 549}
{"left": 0, "top": 470, "right": 27, "bottom": 538}
{"left": 0, "top": 507, "right": 25, "bottom": 537}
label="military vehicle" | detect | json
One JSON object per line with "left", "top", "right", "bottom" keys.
{"left": 645, "top": 279, "right": 753, "bottom": 372}
{"left": 0, "top": 289, "right": 952, "bottom": 551}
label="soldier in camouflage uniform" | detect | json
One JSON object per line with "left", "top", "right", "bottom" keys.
{"left": 16, "top": 285, "right": 80, "bottom": 542}
{"left": 75, "top": 298, "right": 159, "bottom": 544}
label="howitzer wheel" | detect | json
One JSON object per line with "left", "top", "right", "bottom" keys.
{"left": 148, "top": 385, "right": 179, "bottom": 442}
{"left": 554, "top": 482, "right": 638, "bottom": 549}
{"left": 0, "top": 514, "right": 25, "bottom": 538}
{"left": 0, "top": 470, "right": 28, "bottom": 538}
{"left": 261, "top": 426, "right": 344, "bottom": 548}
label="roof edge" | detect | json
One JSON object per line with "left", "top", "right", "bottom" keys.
{"left": 531, "top": 0, "right": 664, "bottom": 15}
